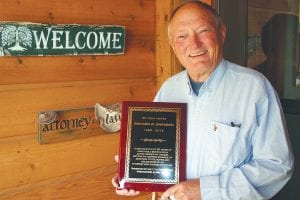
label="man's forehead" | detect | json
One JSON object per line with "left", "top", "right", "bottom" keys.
{"left": 171, "top": 4, "right": 215, "bottom": 25}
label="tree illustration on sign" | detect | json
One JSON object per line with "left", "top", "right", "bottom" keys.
{"left": 1, "top": 25, "right": 32, "bottom": 51}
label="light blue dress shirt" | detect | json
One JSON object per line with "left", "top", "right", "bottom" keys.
{"left": 154, "top": 59, "right": 294, "bottom": 199}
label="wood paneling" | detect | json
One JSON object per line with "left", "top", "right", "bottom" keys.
{"left": 155, "top": 0, "right": 181, "bottom": 90}
{"left": 0, "top": 0, "right": 155, "bottom": 199}
{"left": 0, "top": 0, "right": 155, "bottom": 27}
{"left": 0, "top": 0, "right": 156, "bottom": 85}
{"left": 0, "top": 134, "right": 156, "bottom": 200}
{"left": 0, "top": 134, "right": 117, "bottom": 190}
{"left": 0, "top": 0, "right": 213, "bottom": 199}
{"left": 0, "top": 43, "right": 155, "bottom": 85}
{"left": 0, "top": 79, "right": 155, "bottom": 138}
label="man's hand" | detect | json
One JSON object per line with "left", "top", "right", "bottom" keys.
{"left": 111, "top": 155, "right": 140, "bottom": 196}
{"left": 160, "top": 179, "right": 201, "bottom": 200}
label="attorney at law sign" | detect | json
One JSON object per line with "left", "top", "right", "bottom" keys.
{"left": 0, "top": 22, "right": 125, "bottom": 56}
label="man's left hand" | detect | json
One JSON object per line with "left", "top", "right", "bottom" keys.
{"left": 160, "top": 179, "right": 201, "bottom": 200}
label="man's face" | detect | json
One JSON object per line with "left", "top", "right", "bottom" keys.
{"left": 169, "top": 4, "right": 226, "bottom": 80}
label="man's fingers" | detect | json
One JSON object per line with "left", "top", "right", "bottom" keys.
{"left": 111, "top": 174, "right": 119, "bottom": 188}
{"left": 115, "top": 188, "right": 140, "bottom": 196}
{"left": 114, "top": 154, "right": 119, "bottom": 163}
{"left": 160, "top": 185, "right": 177, "bottom": 199}
{"left": 115, "top": 188, "right": 129, "bottom": 195}
{"left": 128, "top": 189, "right": 140, "bottom": 195}
{"left": 112, "top": 154, "right": 140, "bottom": 196}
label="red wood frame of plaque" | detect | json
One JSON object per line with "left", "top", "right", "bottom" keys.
{"left": 117, "top": 101, "right": 186, "bottom": 192}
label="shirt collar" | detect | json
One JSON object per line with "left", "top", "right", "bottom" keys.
{"left": 185, "top": 59, "right": 227, "bottom": 95}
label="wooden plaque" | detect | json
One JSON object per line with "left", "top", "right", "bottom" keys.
{"left": 117, "top": 101, "right": 187, "bottom": 192}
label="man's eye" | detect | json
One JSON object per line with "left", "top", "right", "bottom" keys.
{"left": 198, "top": 29, "right": 211, "bottom": 34}
{"left": 176, "top": 35, "right": 187, "bottom": 39}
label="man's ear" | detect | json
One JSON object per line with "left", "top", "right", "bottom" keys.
{"left": 168, "top": 37, "right": 173, "bottom": 47}
{"left": 220, "top": 25, "right": 227, "bottom": 45}
{"left": 169, "top": 37, "right": 176, "bottom": 52}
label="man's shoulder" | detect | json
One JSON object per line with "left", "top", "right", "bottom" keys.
{"left": 169, "top": 70, "right": 187, "bottom": 80}
{"left": 224, "top": 60, "right": 267, "bottom": 82}
{"left": 224, "top": 60, "right": 273, "bottom": 94}
{"left": 163, "top": 70, "right": 188, "bottom": 85}
{"left": 154, "top": 70, "right": 189, "bottom": 101}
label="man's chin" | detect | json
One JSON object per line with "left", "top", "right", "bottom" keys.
{"left": 189, "top": 61, "right": 213, "bottom": 70}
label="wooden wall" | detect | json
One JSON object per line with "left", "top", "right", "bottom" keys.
{"left": 0, "top": 0, "right": 212, "bottom": 199}
{"left": 0, "top": 0, "right": 155, "bottom": 199}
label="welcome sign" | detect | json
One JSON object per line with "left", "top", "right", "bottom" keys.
{"left": 0, "top": 22, "right": 125, "bottom": 56}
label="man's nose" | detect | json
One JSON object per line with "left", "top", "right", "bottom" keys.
{"left": 189, "top": 33, "right": 202, "bottom": 47}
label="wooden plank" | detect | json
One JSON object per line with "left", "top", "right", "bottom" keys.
{"left": 0, "top": 133, "right": 118, "bottom": 190}
{"left": 0, "top": 0, "right": 155, "bottom": 34}
{"left": 155, "top": 0, "right": 181, "bottom": 91}
{"left": 0, "top": 167, "right": 152, "bottom": 200}
{"left": 0, "top": 78, "right": 156, "bottom": 138}
{"left": 0, "top": 133, "right": 152, "bottom": 197}
{"left": 0, "top": 132, "right": 161, "bottom": 200}
{"left": 0, "top": 42, "right": 155, "bottom": 84}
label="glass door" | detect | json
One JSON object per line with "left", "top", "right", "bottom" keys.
{"left": 247, "top": 0, "right": 299, "bottom": 99}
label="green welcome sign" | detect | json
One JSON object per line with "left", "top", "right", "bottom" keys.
{"left": 0, "top": 22, "right": 125, "bottom": 56}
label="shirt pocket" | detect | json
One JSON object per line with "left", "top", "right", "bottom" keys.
{"left": 204, "top": 120, "right": 240, "bottom": 173}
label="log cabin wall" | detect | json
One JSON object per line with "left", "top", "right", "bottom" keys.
{"left": 0, "top": 0, "right": 212, "bottom": 199}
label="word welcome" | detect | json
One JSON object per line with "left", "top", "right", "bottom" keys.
{"left": 0, "top": 22, "right": 125, "bottom": 56}
{"left": 33, "top": 29, "right": 123, "bottom": 50}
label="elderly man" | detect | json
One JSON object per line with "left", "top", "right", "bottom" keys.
{"left": 113, "top": 1, "right": 294, "bottom": 199}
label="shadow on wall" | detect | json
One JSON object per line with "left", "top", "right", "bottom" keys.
{"left": 254, "top": 13, "right": 299, "bottom": 97}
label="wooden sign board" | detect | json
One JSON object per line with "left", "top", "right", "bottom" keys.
{"left": 38, "top": 107, "right": 119, "bottom": 144}
{"left": 0, "top": 22, "right": 125, "bottom": 56}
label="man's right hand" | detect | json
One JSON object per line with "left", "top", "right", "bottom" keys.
{"left": 111, "top": 155, "right": 140, "bottom": 196}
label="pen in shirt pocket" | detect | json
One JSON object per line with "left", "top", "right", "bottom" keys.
{"left": 231, "top": 122, "right": 241, "bottom": 128}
